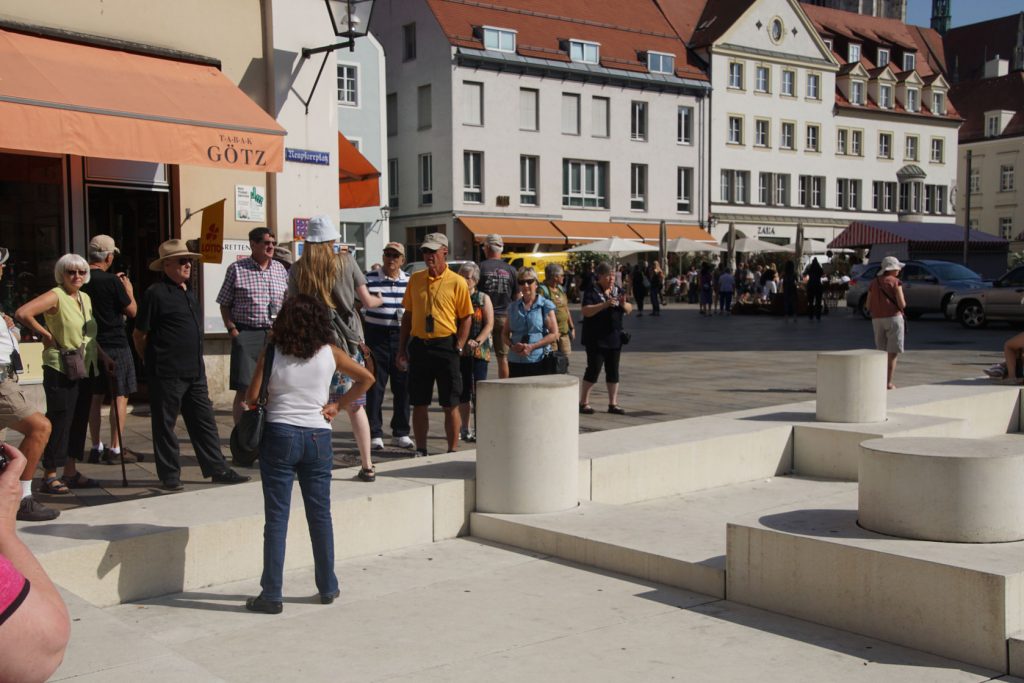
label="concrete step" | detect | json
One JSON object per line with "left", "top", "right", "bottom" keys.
{"left": 471, "top": 477, "right": 857, "bottom": 599}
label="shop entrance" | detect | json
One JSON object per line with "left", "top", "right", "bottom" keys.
{"left": 86, "top": 185, "right": 170, "bottom": 293}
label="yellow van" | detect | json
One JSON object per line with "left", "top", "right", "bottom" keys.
{"left": 502, "top": 251, "right": 571, "bottom": 274}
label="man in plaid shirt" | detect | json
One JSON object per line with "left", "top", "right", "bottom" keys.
{"left": 217, "top": 227, "right": 289, "bottom": 424}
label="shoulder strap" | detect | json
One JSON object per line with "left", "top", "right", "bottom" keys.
{"left": 257, "top": 344, "right": 275, "bottom": 406}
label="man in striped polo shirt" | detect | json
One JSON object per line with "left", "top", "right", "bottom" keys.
{"left": 364, "top": 242, "right": 413, "bottom": 450}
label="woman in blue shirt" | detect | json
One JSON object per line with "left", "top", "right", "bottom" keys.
{"left": 504, "top": 267, "right": 558, "bottom": 378}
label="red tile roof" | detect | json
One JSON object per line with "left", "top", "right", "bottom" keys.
{"left": 425, "top": 0, "right": 707, "bottom": 80}
{"left": 944, "top": 13, "right": 1024, "bottom": 83}
{"left": 950, "top": 72, "right": 1024, "bottom": 142}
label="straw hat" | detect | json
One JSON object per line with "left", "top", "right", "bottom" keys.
{"left": 149, "top": 239, "right": 202, "bottom": 271}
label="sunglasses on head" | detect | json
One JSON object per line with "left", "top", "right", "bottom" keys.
{"left": 518, "top": 279, "right": 536, "bottom": 285}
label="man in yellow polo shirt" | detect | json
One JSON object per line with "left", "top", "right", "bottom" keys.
{"left": 398, "top": 233, "right": 473, "bottom": 456}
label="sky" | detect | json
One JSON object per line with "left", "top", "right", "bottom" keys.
{"left": 906, "top": 0, "right": 1021, "bottom": 28}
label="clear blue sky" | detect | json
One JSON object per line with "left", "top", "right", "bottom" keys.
{"left": 906, "top": 0, "right": 1021, "bottom": 28}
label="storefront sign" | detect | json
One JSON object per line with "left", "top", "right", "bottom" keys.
{"left": 757, "top": 226, "right": 777, "bottom": 236}
{"left": 285, "top": 148, "right": 331, "bottom": 165}
{"left": 202, "top": 240, "right": 251, "bottom": 333}
{"left": 206, "top": 135, "right": 277, "bottom": 171}
{"left": 235, "top": 185, "right": 266, "bottom": 222}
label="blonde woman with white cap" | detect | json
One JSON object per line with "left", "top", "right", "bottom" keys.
{"left": 866, "top": 255, "right": 907, "bottom": 390}
{"left": 287, "top": 215, "right": 383, "bottom": 481}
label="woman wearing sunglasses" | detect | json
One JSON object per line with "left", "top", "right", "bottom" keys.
{"left": 504, "top": 267, "right": 558, "bottom": 378}
{"left": 16, "top": 254, "right": 111, "bottom": 494}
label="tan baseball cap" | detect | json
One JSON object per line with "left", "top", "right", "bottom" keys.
{"left": 89, "top": 234, "right": 120, "bottom": 254}
{"left": 485, "top": 233, "right": 504, "bottom": 248}
{"left": 421, "top": 233, "right": 448, "bottom": 250}
{"left": 384, "top": 241, "right": 405, "bottom": 256}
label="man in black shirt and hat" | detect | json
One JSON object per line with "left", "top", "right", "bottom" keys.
{"left": 133, "top": 240, "right": 249, "bottom": 491}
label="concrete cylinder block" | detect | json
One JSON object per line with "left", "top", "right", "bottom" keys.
{"left": 475, "top": 375, "right": 579, "bottom": 514}
{"left": 816, "top": 350, "right": 887, "bottom": 423}
{"left": 859, "top": 437, "right": 1024, "bottom": 542}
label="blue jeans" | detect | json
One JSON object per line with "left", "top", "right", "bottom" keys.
{"left": 258, "top": 422, "right": 338, "bottom": 601}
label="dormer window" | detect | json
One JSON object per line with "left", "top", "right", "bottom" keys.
{"left": 482, "top": 27, "right": 516, "bottom": 53}
{"left": 903, "top": 52, "right": 916, "bottom": 71}
{"left": 569, "top": 40, "right": 600, "bottom": 64}
{"left": 906, "top": 87, "right": 919, "bottom": 112}
{"left": 823, "top": 38, "right": 833, "bottom": 50}
{"left": 848, "top": 43, "right": 861, "bottom": 64}
{"left": 987, "top": 114, "right": 1001, "bottom": 137}
{"left": 880, "top": 84, "right": 893, "bottom": 108}
{"left": 851, "top": 80, "right": 864, "bottom": 105}
{"left": 647, "top": 51, "right": 674, "bottom": 74}
{"left": 877, "top": 48, "right": 890, "bottom": 67}
{"left": 932, "top": 92, "right": 945, "bottom": 115}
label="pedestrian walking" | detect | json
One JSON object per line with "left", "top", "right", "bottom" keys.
{"left": 457, "top": 262, "right": 493, "bottom": 443}
{"left": 477, "top": 234, "right": 517, "bottom": 379}
{"left": 0, "top": 247, "right": 58, "bottom": 521}
{"left": 579, "top": 262, "right": 632, "bottom": 415}
{"left": 505, "top": 267, "right": 558, "bottom": 377}
{"left": 631, "top": 264, "right": 649, "bottom": 316}
{"left": 133, "top": 240, "right": 250, "bottom": 491}
{"left": 539, "top": 264, "right": 575, "bottom": 354}
{"left": 781, "top": 260, "right": 798, "bottom": 322}
{"left": 16, "top": 254, "right": 115, "bottom": 496}
{"left": 867, "top": 256, "right": 906, "bottom": 390}
{"left": 718, "top": 267, "right": 735, "bottom": 315}
{"left": 243, "top": 295, "right": 374, "bottom": 615}
{"left": 82, "top": 234, "right": 139, "bottom": 465}
{"left": 287, "top": 216, "right": 383, "bottom": 482}
{"left": 649, "top": 260, "right": 664, "bottom": 316}
{"left": 699, "top": 262, "right": 713, "bottom": 316}
{"left": 397, "top": 233, "right": 473, "bottom": 456}
{"left": 217, "top": 227, "right": 289, "bottom": 425}
{"left": 804, "top": 257, "right": 824, "bottom": 321}
{"left": 364, "top": 242, "right": 413, "bottom": 451}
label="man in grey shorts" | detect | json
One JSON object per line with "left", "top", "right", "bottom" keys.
{"left": 217, "top": 227, "right": 288, "bottom": 424}
{"left": 83, "top": 234, "right": 140, "bottom": 465}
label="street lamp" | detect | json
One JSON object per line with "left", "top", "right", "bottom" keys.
{"left": 299, "top": 0, "right": 377, "bottom": 113}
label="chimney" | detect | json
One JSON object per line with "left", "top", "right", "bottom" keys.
{"left": 984, "top": 57, "right": 1009, "bottom": 79}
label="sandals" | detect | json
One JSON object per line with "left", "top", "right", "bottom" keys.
{"left": 607, "top": 405, "right": 626, "bottom": 415}
{"left": 41, "top": 476, "right": 70, "bottom": 495}
{"left": 61, "top": 472, "right": 100, "bottom": 489}
{"left": 579, "top": 404, "right": 595, "bottom": 415}
{"left": 357, "top": 467, "right": 376, "bottom": 483}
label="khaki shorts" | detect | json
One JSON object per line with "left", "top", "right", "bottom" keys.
{"left": 555, "top": 334, "right": 572, "bottom": 355}
{"left": 872, "top": 315, "right": 905, "bottom": 354}
{"left": 0, "top": 376, "right": 36, "bottom": 429}
{"left": 492, "top": 315, "right": 510, "bottom": 356}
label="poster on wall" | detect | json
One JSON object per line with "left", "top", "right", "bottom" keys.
{"left": 235, "top": 185, "right": 266, "bottom": 222}
{"left": 201, "top": 239, "right": 250, "bottom": 332}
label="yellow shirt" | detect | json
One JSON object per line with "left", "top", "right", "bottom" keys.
{"left": 402, "top": 266, "right": 473, "bottom": 339}
{"left": 42, "top": 287, "right": 99, "bottom": 375}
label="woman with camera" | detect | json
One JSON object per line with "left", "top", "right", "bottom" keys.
{"left": 504, "top": 267, "right": 558, "bottom": 378}
{"left": 579, "top": 261, "right": 632, "bottom": 415}
{"left": 243, "top": 294, "right": 374, "bottom": 614}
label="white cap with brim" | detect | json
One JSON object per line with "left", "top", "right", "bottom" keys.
{"left": 306, "top": 215, "right": 341, "bottom": 244}
{"left": 880, "top": 256, "right": 905, "bottom": 273}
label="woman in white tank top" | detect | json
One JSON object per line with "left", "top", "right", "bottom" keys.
{"left": 241, "top": 294, "right": 374, "bottom": 615}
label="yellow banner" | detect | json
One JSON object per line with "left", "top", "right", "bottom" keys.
{"left": 199, "top": 199, "right": 226, "bottom": 264}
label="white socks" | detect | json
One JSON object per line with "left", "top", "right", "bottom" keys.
{"left": 21, "top": 480, "right": 31, "bottom": 500}
{"left": 110, "top": 447, "right": 120, "bottom": 455}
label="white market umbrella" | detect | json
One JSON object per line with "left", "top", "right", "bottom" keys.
{"left": 801, "top": 239, "right": 830, "bottom": 255}
{"left": 666, "top": 237, "right": 725, "bottom": 253}
{"left": 731, "top": 237, "right": 792, "bottom": 253}
{"left": 567, "top": 236, "right": 659, "bottom": 258}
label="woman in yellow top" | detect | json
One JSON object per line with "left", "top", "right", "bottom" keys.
{"left": 17, "top": 254, "right": 111, "bottom": 494}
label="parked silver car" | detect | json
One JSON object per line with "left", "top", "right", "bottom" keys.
{"left": 846, "top": 260, "right": 988, "bottom": 319}
{"left": 946, "top": 265, "right": 1024, "bottom": 329}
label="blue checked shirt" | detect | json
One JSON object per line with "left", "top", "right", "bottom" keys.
{"left": 215, "top": 257, "right": 289, "bottom": 329}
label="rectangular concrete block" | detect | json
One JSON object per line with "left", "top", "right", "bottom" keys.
{"left": 888, "top": 384, "right": 1020, "bottom": 436}
{"left": 582, "top": 418, "right": 792, "bottom": 504}
{"left": 726, "top": 508, "right": 1023, "bottom": 673}
{"left": 1009, "top": 634, "right": 1024, "bottom": 677}
{"left": 376, "top": 452, "right": 477, "bottom": 541}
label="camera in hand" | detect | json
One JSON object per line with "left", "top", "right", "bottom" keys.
{"left": 0, "top": 443, "right": 8, "bottom": 473}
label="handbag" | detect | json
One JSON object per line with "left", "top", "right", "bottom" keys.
{"left": 60, "top": 345, "right": 87, "bottom": 380}
{"left": 543, "top": 350, "right": 569, "bottom": 375}
{"left": 4, "top": 324, "right": 22, "bottom": 374}
{"left": 230, "top": 344, "right": 275, "bottom": 467}
{"left": 619, "top": 331, "right": 631, "bottom": 345}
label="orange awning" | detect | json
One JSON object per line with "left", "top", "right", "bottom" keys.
{"left": 550, "top": 221, "right": 641, "bottom": 244}
{"left": 0, "top": 28, "right": 285, "bottom": 172}
{"left": 338, "top": 133, "right": 380, "bottom": 209}
{"left": 459, "top": 216, "right": 566, "bottom": 245}
{"left": 628, "top": 224, "right": 716, "bottom": 243}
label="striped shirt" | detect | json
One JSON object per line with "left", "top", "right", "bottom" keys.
{"left": 364, "top": 267, "right": 408, "bottom": 328}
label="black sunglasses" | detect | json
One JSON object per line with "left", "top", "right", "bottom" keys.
{"left": 518, "top": 279, "right": 536, "bottom": 285}
{"left": 420, "top": 247, "right": 437, "bottom": 255}
{"left": 178, "top": 258, "right": 194, "bottom": 265}
{"left": 383, "top": 250, "right": 402, "bottom": 257}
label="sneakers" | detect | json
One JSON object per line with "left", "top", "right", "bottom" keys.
{"left": 460, "top": 429, "right": 476, "bottom": 443}
{"left": 370, "top": 437, "right": 385, "bottom": 451}
{"left": 211, "top": 469, "right": 251, "bottom": 485}
{"left": 17, "top": 496, "right": 60, "bottom": 522}
{"left": 392, "top": 435, "right": 414, "bottom": 449}
{"left": 414, "top": 449, "right": 428, "bottom": 458}
{"left": 101, "top": 448, "right": 139, "bottom": 465}
{"left": 985, "top": 364, "right": 1008, "bottom": 379}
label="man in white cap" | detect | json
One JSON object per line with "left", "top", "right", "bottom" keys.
{"left": 866, "top": 255, "right": 907, "bottom": 390}
{"left": 133, "top": 240, "right": 250, "bottom": 491}
{"left": 0, "top": 247, "right": 59, "bottom": 521}
{"left": 477, "top": 234, "right": 518, "bottom": 379}
{"left": 82, "top": 234, "right": 139, "bottom": 465}
{"left": 398, "top": 233, "right": 473, "bottom": 456}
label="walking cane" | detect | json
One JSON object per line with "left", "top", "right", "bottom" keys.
{"left": 108, "top": 376, "right": 129, "bottom": 488}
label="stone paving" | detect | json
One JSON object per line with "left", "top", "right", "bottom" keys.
{"left": 11, "top": 301, "right": 1012, "bottom": 513}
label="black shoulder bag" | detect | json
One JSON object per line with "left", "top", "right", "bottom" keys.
{"left": 230, "top": 343, "right": 275, "bottom": 467}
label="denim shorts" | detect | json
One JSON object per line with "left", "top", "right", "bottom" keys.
{"left": 329, "top": 347, "right": 367, "bottom": 406}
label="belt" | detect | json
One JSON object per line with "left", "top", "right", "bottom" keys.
{"left": 235, "top": 324, "right": 271, "bottom": 332}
